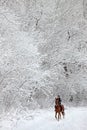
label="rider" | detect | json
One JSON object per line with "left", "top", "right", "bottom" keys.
{"left": 55, "top": 95, "right": 62, "bottom": 106}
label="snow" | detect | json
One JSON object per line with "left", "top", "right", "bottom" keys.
{"left": 0, "top": 0, "right": 87, "bottom": 123}
{"left": 0, "top": 107, "right": 87, "bottom": 130}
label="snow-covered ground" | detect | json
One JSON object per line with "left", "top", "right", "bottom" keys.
{"left": 0, "top": 107, "right": 87, "bottom": 130}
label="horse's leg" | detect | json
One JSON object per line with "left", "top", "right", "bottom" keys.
{"left": 59, "top": 112, "right": 61, "bottom": 120}
{"left": 60, "top": 112, "right": 61, "bottom": 119}
{"left": 55, "top": 112, "right": 57, "bottom": 119}
{"left": 58, "top": 112, "right": 60, "bottom": 121}
{"left": 62, "top": 105, "right": 65, "bottom": 118}
{"left": 63, "top": 111, "right": 65, "bottom": 118}
{"left": 61, "top": 110, "right": 64, "bottom": 119}
{"left": 62, "top": 108, "right": 65, "bottom": 118}
{"left": 58, "top": 112, "right": 59, "bottom": 120}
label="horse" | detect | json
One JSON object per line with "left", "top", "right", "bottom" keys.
{"left": 55, "top": 104, "right": 65, "bottom": 121}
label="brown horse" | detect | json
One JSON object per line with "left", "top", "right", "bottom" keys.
{"left": 55, "top": 104, "right": 65, "bottom": 121}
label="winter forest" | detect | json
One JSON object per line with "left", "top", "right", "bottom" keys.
{"left": 0, "top": 0, "right": 87, "bottom": 130}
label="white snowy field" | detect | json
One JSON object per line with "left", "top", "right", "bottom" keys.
{"left": 0, "top": 107, "right": 87, "bottom": 130}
